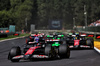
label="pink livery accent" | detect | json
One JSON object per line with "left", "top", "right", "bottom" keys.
{"left": 25, "top": 46, "right": 41, "bottom": 55}
{"left": 74, "top": 40, "right": 80, "bottom": 46}
{"left": 32, "top": 55, "right": 49, "bottom": 58}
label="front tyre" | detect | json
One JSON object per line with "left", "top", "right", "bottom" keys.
{"left": 8, "top": 46, "right": 21, "bottom": 62}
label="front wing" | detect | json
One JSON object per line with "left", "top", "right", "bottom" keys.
{"left": 12, "top": 55, "right": 49, "bottom": 60}
{"left": 69, "top": 45, "right": 90, "bottom": 48}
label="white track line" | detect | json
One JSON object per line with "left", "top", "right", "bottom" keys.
{"left": 94, "top": 47, "right": 100, "bottom": 53}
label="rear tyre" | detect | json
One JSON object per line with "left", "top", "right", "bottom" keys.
{"left": 87, "top": 39, "right": 94, "bottom": 49}
{"left": 8, "top": 46, "right": 21, "bottom": 62}
{"left": 45, "top": 45, "right": 56, "bottom": 59}
{"left": 59, "top": 44, "right": 70, "bottom": 58}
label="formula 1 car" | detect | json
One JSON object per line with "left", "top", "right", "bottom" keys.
{"left": 28, "top": 32, "right": 45, "bottom": 40}
{"left": 8, "top": 42, "right": 57, "bottom": 62}
{"left": 8, "top": 36, "right": 70, "bottom": 62}
{"left": 45, "top": 35, "right": 70, "bottom": 58}
{"left": 66, "top": 34, "right": 94, "bottom": 49}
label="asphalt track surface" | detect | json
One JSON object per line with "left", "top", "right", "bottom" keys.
{"left": 0, "top": 37, "right": 100, "bottom": 66}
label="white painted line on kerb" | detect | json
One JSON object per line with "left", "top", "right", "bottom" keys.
{"left": 94, "top": 47, "right": 100, "bottom": 53}
{"left": 0, "top": 36, "right": 26, "bottom": 42}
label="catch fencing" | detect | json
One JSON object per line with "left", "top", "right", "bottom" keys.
{"left": 75, "top": 26, "right": 100, "bottom": 32}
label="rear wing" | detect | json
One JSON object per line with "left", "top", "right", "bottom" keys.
{"left": 80, "top": 33, "right": 87, "bottom": 37}
{"left": 80, "top": 35, "right": 86, "bottom": 37}
{"left": 31, "top": 34, "right": 39, "bottom": 37}
{"left": 58, "top": 35, "right": 64, "bottom": 37}
{"left": 45, "top": 39, "right": 60, "bottom": 42}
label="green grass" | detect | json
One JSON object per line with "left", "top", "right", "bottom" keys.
{"left": 0, "top": 33, "right": 30, "bottom": 40}
{"left": 94, "top": 39, "right": 100, "bottom": 42}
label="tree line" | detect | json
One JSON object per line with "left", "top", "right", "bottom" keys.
{"left": 0, "top": 0, "right": 100, "bottom": 31}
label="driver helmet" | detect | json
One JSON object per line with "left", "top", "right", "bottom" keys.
{"left": 34, "top": 37, "right": 39, "bottom": 43}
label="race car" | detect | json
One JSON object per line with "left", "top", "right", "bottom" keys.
{"left": 8, "top": 42, "right": 56, "bottom": 62}
{"left": 45, "top": 35, "right": 70, "bottom": 58}
{"left": 66, "top": 34, "right": 94, "bottom": 49}
{"left": 8, "top": 35, "right": 70, "bottom": 62}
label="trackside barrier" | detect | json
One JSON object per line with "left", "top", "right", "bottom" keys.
{"left": 74, "top": 26, "right": 100, "bottom": 39}
{"left": 77, "top": 31, "right": 100, "bottom": 39}
{"left": 75, "top": 26, "right": 100, "bottom": 32}
{"left": 96, "top": 35, "right": 100, "bottom": 39}
{"left": 0, "top": 33, "right": 7, "bottom": 38}
{"left": 33, "top": 30, "right": 71, "bottom": 34}
{"left": 0, "top": 33, "right": 19, "bottom": 38}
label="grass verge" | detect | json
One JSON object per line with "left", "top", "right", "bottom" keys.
{"left": 0, "top": 33, "right": 30, "bottom": 40}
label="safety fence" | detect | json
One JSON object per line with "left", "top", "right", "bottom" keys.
{"left": 0, "top": 33, "right": 19, "bottom": 38}
{"left": 74, "top": 26, "right": 100, "bottom": 39}
{"left": 75, "top": 26, "right": 100, "bottom": 32}
{"left": 0, "top": 25, "right": 15, "bottom": 33}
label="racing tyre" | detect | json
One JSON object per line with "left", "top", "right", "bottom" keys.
{"left": 45, "top": 45, "right": 56, "bottom": 59}
{"left": 59, "top": 44, "right": 70, "bottom": 58}
{"left": 87, "top": 39, "right": 94, "bottom": 49}
{"left": 8, "top": 46, "right": 21, "bottom": 62}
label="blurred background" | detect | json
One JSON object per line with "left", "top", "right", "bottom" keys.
{"left": 0, "top": 0, "right": 100, "bottom": 32}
